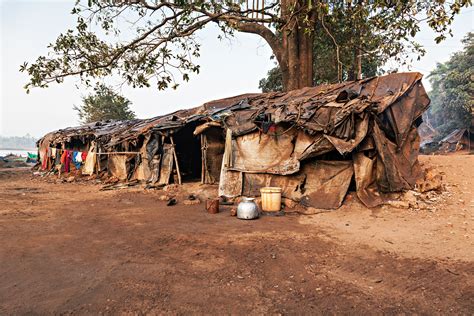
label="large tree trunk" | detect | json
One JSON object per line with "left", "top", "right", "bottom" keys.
{"left": 233, "top": 0, "right": 315, "bottom": 92}
{"left": 280, "top": 0, "right": 314, "bottom": 91}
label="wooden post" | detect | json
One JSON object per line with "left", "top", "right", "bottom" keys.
{"left": 200, "top": 134, "right": 205, "bottom": 184}
{"left": 169, "top": 136, "right": 182, "bottom": 185}
{"left": 96, "top": 146, "right": 101, "bottom": 175}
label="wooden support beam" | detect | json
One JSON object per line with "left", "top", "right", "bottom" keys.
{"left": 200, "top": 134, "right": 205, "bottom": 184}
{"left": 169, "top": 136, "right": 182, "bottom": 185}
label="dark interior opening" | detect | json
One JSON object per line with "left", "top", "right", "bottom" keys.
{"left": 348, "top": 175, "right": 357, "bottom": 192}
{"left": 173, "top": 122, "right": 202, "bottom": 181}
{"left": 66, "top": 139, "right": 88, "bottom": 152}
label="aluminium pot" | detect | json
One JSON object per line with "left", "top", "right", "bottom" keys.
{"left": 237, "top": 197, "right": 259, "bottom": 220}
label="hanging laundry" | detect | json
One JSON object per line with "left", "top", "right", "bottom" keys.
{"left": 60, "top": 150, "right": 67, "bottom": 164}
{"left": 82, "top": 144, "right": 96, "bottom": 176}
{"left": 64, "top": 150, "right": 72, "bottom": 173}
{"left": 81, "top": 151, "right": 88, "bottom": 161}
{"left": 75, "top": 151, "right": 83, "bottom": 163}
{"left": 55, "top": 149, "right": 61, "bottom": 165}
{"left": 72, "top": 151, "right": 81, "bottom": 169}
{"left": 60, "top": 150, "right": 72, "bottom": 173}
{"left": 41, "top": 148, "right": 48, "bottom": 170}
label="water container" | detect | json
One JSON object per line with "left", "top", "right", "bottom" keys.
{"left": 260, "top": 187, "right": 282, "bottom": 212}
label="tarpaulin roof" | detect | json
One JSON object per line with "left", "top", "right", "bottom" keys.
{"left": 439, "top": 129, "right": 468, "bottom": 144}
{"left": 41, "top": 72, "right": 428, "bottom": 151}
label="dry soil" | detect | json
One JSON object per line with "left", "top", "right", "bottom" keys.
{"left": 0, "top": 155, "right": 473, "bottom": 314}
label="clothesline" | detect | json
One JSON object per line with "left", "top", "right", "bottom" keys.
{"left": 96, "top": 152, "right": 141, "bottom": 155}
{"left": 47, "top": 147, "right": 140, "bottom": 155}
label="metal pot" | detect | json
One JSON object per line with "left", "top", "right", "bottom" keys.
{"left": 237, "top": 197, "right": 259, "bottom": 220}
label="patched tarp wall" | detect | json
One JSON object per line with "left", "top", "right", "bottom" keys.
{"left": 217, "top": 128, "right": 355, "bottom": 208}
{"left": 217, "top": 72, "right": 430, "bottom": 209}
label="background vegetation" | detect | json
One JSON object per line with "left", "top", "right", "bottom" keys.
{"left": 426, "top": 32, "right": 473, "bottom": 140}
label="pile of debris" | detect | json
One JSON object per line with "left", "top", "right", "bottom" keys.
{"left": 384, "top": 167, "right": 446, "bottom": 211}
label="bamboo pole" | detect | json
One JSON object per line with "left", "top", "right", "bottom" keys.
{"left": 169, "top": 136, "right": 182, "bottom": 185}
{"left": 96, "top": 145, "right": 101, "bottom": 174}
{"left": 200, "top": 134, "right": 205, "bottom": 184}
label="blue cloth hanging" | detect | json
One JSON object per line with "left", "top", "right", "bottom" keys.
{"left": 72, "top": 151, "right": 81, "bottom": 169}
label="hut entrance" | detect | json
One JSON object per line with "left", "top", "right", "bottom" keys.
{"left": 173, "top": 122, "right": 202, "bottom": 182}
{"left": 200, "top": 126, "right": 225, "bottom": 184}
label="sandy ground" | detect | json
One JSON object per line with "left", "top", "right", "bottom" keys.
{"left": 0, "top": 155, "right": 472, "bottom": 314}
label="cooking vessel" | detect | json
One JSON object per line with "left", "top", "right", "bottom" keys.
{"left": 237, "top": 197, "right": 259, "bottom": 220}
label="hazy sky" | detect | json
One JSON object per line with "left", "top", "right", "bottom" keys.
{"left": 0, "top": 1, "right": 472, "bottom": 137}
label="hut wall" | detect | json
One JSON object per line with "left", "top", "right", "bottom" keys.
{"left": 218, "top": 126, "right": 355, "bottom": 208}
{"left": 108, "top": 154, "right": 128, "bottom": 180}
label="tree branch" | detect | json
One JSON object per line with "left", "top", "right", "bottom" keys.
{"left": 222, "top": 20, "right": 283, "bottom": 65}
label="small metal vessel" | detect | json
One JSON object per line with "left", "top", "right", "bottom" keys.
{"left": 237, "top": 197, "right": 259, "bottom": 220}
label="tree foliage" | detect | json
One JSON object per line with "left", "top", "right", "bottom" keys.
{"left": 74, "top": 85, "right": 136, "bottom": 124}
{"left": 426, "top": 32, "right": 473, "bottom": 138}
{"left": 259, "top": 3, "right": 385, "bottom": 92}
{"left": 21, "top": 0, "right": 471, "bottom": 92}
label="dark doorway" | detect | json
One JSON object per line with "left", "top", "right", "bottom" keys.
{"left": 173, "top": 122, "right": 202, "bottom": 182}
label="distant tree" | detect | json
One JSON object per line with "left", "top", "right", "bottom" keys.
{"left": 74, "top": 85, "right": 136, "bottom": 124}
{"left": 426, "top": 32, "right": 473, "bottom": 139}
{"left": 0, "top": 135, "right": 37, "bottom": 149}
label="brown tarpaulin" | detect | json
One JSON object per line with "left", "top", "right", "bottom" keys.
{"left": 229, "top": 128, "right": 300, "bottom": 175}
{"left": 108, "top": 154, "right": 128, "bottom": 180}
{"left": 201, "top": 127, "right": 225, "bottom": 184}
{"left": 300, "top": 160, "right": 354, "bottom": 209}
{"left": 217, "top": 72, "right": 430, "bottom": 208}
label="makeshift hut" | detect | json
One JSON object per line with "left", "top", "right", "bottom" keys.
{"left": 438, "top": 128, "right": 473, "bottom": 153}
{"left": 37, "top": 72, "right": 430, "bottom": 209}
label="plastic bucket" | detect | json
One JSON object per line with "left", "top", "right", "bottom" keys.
{"left": 260, "top": 187, "right": 282, "bottom": 212}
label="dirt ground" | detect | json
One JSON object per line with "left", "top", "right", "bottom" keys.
{"left": 0, "top": 155, "right": 472, "bottom": 314}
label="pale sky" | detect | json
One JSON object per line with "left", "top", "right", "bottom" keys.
{"left": 0, "top": 0, "right": 472, "bottom": 137}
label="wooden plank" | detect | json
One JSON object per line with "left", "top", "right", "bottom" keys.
{"left": 169, "top": 136, "right": 182, "bottom": 185}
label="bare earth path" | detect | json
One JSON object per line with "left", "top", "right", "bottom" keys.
{"left": 0, "top": 155, "right": 472, "bottom": 314}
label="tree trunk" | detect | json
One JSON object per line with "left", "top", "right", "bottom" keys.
{"left": 356, "top": 47, "right": 362, "bottom": 80}
{"left": 280, "top": 0, "right": 314, "bottom": 91}
{"left": 234, "top": 0, "right": 314, "bottom": 92}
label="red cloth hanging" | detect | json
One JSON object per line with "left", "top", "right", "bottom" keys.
{"left": 64, "top": 150, "right": 72, "bottom": 173}
{"left": 60, "top": 150, "right": 67, "bottom": 164}
{"left": 41, "top": 149, "right": 48, "bottom": 170}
